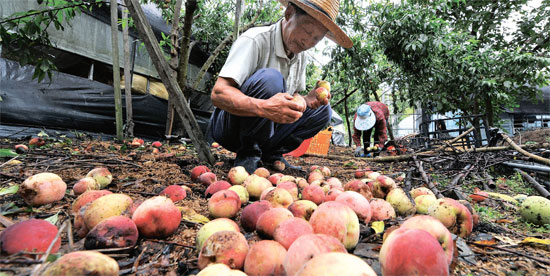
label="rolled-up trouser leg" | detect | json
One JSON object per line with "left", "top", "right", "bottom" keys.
{"left": 208, "top": 68, "right": 285, "bottom": 154}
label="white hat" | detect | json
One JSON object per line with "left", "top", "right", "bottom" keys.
{"left": 354, "top": 104, "right": 376, "bottom": 131}
{"left": 278, "top": 0, "right": 353, "bottom": 48}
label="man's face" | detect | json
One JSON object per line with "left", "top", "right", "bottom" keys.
{"left": 282, "top": 8, "right": 328, "bottom": 55}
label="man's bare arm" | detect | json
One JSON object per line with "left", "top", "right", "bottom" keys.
{"left": 211, "top": 77, "right": 304, "bottom": 124}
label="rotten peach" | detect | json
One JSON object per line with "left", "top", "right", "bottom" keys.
{"left": 228, "top": 166, "right": 249, "bottom": 185}
{"left": 301, "top": 184, "right": 325, "bottom": 205}
{"left": 196, "top": 218, "right": 240, "bottom": 251}
{"left": 369, "top": 198, "right": 396, "bottom": 221}
{"left": 84, "top": 216, "right": 138, "bottom": 249}
{"left": 205, "top": 180, "right": 231, "bottom": 197}
{"left": 288, "top": 199, "right": 318, "bottom": 220}
{"left": 42, "top": 251, "right": 119, "bottom": 276}
{"left": 335, "top": 191, "right": 372, "bottom": 223}
{"left": 0, "top": 219, "right": 60, "bottom": 256}
{"left": 309, "top": 201, "right": 360, "bottom": 250}
{"left": 296, "top": 252, "right": 377, "bottom": 276}
{"left": 190, "top": 165, "right": 211, "bottom": 182}
{"left": 284, "top": 233, "right": 347, "bottom": 276}
{"left": 159, "top": 185, "right": 187, "bottom": 202}
{"left": 240, "top": 200, "right": 272, "bottom": 232}
{"left": 273, "top": 217, "right": 314, "bottom": 250}
{"left": 256, "top": 207, "right": 294, "bottom": 238}
{"left": 132, "top": 196, "right": 181, "bottom": 238}
{"left": 208, "top": 190, "right": 241, "bottom": 218}
{"left": 86, "top": 167, "right": 113, "bottom": 189}
{"left": 244, "top": 240, "right": 287, "bottom": 275}
{"left": 19, "top": 172, "right": 67, "bottom": 206}
{"left": 198, "top": 231, "right": 249, "bottom": 270}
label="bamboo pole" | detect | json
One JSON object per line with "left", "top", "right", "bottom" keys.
{"left": 514, "top": 168, "right": 550, "bottom": 199}
{"left": 501, "top": 133, "right": 550, "bottom": 166}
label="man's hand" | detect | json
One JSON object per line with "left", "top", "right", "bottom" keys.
{"left": 304, "top": 87, "right": 331, "bottom": 109}
{"left": 354, "top": 146, "right": 364, "bottom": 157}
{"left": 259, "top": 93, "right": 304, "bottom": 124}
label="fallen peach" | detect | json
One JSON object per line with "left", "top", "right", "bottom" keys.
{"left": 254, "top": 167, "right": 270, "bottom": 178}
{"left": 288, "top": 199, "right": 317, "bottom": 220}
{"left": 208, "top": 190, "right": 241, "bottom": 218}
{"left": 196, "top": 263, "right": 247, "bottom": 276}
{"left": 228, "top": 185, "right": 249, "bottom": 205}
{"left": 296, "top": 252, "right": 377, "bottom": 276}
{"left": 308, "top": 170, "right": 324, "bottom": 183}
{"left": 190, "top": 165, "right": 211, "bottom": 182}
{"left": 19, "top": 172, "right": 67, "bottom": 206}
{"left": 372, "top": 175, "right": 396, "bottom": 198}
{"left": 379, "top": 228, "right": 449, "bottom": 275}
{"left": 83, "top": 193, "right": 133, "bottom": 231}
{"left": 198, "top": 231, "right": 249, "bottom": 270}
{"left": 42, "top": 251, "right": 119, "bottom": 276}
{"left": 277, "top": 181, "right": 299, "bottom": 201}
{"left": 415, "top": 194, "right": 437, "bottom": 214}
{"left": 73, "top": 177, "right": 100, "bottom": 195}
{"left": 240, "top": 200, "right": 272, "bottom": 232}
{"left": 86, "top": 167, "right": 113, "bottom": 188}
{"left": 256, "top": 207, "right": 294, "bottom": 238}
{"left": 325, "top": 187, "right": 345, "bottom": 201}
{"left": 344, "top": 179, "right": 373, "bottom": 200}
{"left": 369, "top": 198, "right": 396, "bottom": 221}
{"left": 401, "top": 215, "right": 454, "bottom": 266}
{"left": 205, "top": 180, "right": 231, "bottom": 197}
{"left": 132, "top": 196, "right": 181, "bottom": 238}
{"left": 325, "top": 177, "right": 343, "bottom": 189}
{"left": 309, "top": 201, "right": 360, "bottom": 250}
{"left": 268, "top": 173, "right": 284, "bottom": 185}
{"left": 284, "top": 233, "right": 347, "bottom": 276}
{"left": 427, "top": 197, "right": 473, "bottom": 238}
{"left": 152, "top": 141, "right": 162, "bottom": 148}
{"left": 160, "top": 185, "right": 187, "bottom": 202}
{"left": 386, "top": 188, "right": 416, "bottom": 216}
{"left": 263, "top": 187, "right": 294, "bottom": 208}
{"left": 199, "top": 172, "right": 218, "bottom": 186}
{"left": 301, "top": 184, "right": 325, "bottom": 205}
{"left": 71, "top": 190, "right": 112, "bottom": 214}
{"left": 274, "top": 217, "right": 314, "bottom": 250}
{"left": 244, "top": 240, "right": 287, "bottom": 275}
{"left": 335, "top": 191, "right": 372, "bottom": 223}
{"left": 410, "top": 187, "right": 435, "bottom": 199}
{"left": 84, "top": 216, "right": 138, "bottom": 249}
{"left": 228, "top": 166, "right": 249, "bottom": 185}
{"left": 196, "top": 218, "right": 240, "bottom": 251}
{"left": 14, "top": 144, "right": 28, "bottom": 154}
{"left": 244, "top": 174, "right": 273, "bottom": 199}
{"left": 0, "top": 219, "right": 60, "bottom": 256}
{"left": 29, "top": 137, "right": 45, "bottom": 147}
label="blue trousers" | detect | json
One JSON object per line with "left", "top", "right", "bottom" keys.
{"left": 207, "top": 68, "right": 331, "bottom": 155}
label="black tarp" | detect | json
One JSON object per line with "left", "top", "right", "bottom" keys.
{"left": 0, "top": 58, "right": 210, "bottom": 139}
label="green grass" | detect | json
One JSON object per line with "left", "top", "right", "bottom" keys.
{"left": 474, "top": 205, "right": 505, "bottom": 222}
{"left": 496, "top": 172, "right": 536, "bottom": 195}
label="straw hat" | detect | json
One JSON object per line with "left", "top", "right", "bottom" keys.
{"left": 279, "top": 0, "right": 352, "bottom": 48}
{"left": 355, "top": 104, "right": 376, "bottom": 131}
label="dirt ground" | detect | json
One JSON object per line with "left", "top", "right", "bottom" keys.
{"left": 0, "top": 130, "right": 549, "bottom": 275}
{"left": 511, "top": 128, "right": 550, "bottom": 145}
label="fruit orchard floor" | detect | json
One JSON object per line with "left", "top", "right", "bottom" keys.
{"left": 0, "top": 135, "right": 549, "bottom": 275}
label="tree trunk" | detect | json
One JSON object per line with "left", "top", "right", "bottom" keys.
{"left": 234, "top": 0, "right": 242, "bottom": 40}
{"left": 111, "top": 0, "right": 123, "bottom": 141}
{"left": 344, "top": 91, "right": 352, "bottom": 147}
{"left": 166, "top": 0, "right": 183, "bottom": 137}
{"left": 125, "top": 0, "right": 214, "bottom": 164}
{"left": 485, "top": 93, "right": 494, "bottom": 127}
{"left": 122, "top": 8, "right": 134, "bottom": 137}
{"left": 177, "top": 0, "right": 198, "bottom": 99}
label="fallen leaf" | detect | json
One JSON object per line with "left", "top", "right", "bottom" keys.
{"left": 495, "top": 219, "right": 513, "bottom": 224}
{"left": 472, "top": 239, "right": 497, "bottom": 246}
{"left": 371, "top": 221, "right": 384, "bottom": 234}
{"left": 486, "top": 192, "right": 519, "bottom": 204}
{"left": 179, "top": 206, "right": 209, "bottom": 224}
{"left": 520, "top": 237, "right": 550, "bottom": 245}
{"left": 494, "top": 234, "right": 520, "bottom": 246}
{"left": 0, "top": 185, "right": 19, "bottom": 196}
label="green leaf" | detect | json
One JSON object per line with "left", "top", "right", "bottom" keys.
{"left": 0, "top": 185, "right": 19, "bottom": 196}
{"left": 45, "top": 212, "right": 60, "bottom": 225}
{"left": 0, "top": 149, "right": 18, "bottom": 157}
{"left": 45, "top": 254, "right": 59, "bottom": 262}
